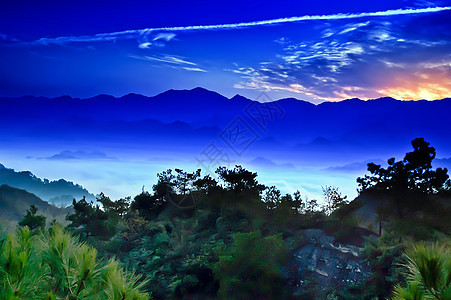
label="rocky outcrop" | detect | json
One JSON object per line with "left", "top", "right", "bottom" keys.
{"left": 286, "top": 228, "right": 373, "bottom": 298}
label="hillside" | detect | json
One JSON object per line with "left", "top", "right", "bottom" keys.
{"left": 0, "top": 163, "right": 95, "bottom": 205}
{"left": 0, "top": 184, "right": 72, "bottom": 232}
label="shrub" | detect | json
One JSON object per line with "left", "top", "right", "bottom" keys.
{"left": 392, "top": 242, "right": 451, "bottom": 299}
{"left": 0, "top": 225, "right": 148, "bottom": 299}
{"left": 214, "top": 231, "right": 289, "bottom": 299}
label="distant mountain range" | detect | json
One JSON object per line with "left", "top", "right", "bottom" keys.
{"left": 1, "top": 87, "right": 450, "bottom": 203}
{"left": 0, "top": 163, "right": 95, "bottom": 205}
{"left": 1, "top": 87, "right": 450, "bottom": 164}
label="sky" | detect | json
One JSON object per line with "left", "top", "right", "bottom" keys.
{"left": 0, "top": 0, "right": 451, "bottom": 203}
{"left": 1, "top": 0, "right": 451, "bottom": 102}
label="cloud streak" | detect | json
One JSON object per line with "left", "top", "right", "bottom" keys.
{"left": 129, "top": 54, "right": 206, "bottom": 72}
{"left": 232, "top": 14, "right": 451, "bottom": 101}
{"left": 129, "top": 54, "right": 197, "bottom": 65}
{"left": 29, "top": 6, "right": 451, "bottom": 45}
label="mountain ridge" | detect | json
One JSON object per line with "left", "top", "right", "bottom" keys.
{"left": 0, "top": 164, "right": 95, "bottom": 205}
{"left": 2, "top": 87, "right": 450, "bottom": 104}
{"left": 0, "top": 184, "right": 72, "bottom": 232}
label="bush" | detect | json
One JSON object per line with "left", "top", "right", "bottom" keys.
{"left": 214, "top": 231, "right": 289, "bottom": 299}
{"left": 0, "top": 225, "right": 148, "bottom": 299}
{"left": 392, "top": 242, "right": 451, "bottom": 299}
{"left": 360, "top": 235, "right": 406, "bottom": 299}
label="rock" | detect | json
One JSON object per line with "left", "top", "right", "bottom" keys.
{"left": 286, "top": 228, "right": 371, "bottom": 297}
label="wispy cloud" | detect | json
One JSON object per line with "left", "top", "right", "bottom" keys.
{"left": 129, "top": 54, "right": 197, "bottom": 66}
{"left": 232, "top": 14, "right": 451, "bottom": 101}
{"left": 129, "top": 54, "right": 207, "bottom": 72}
{"left": 27, "top": 6, "right": 451, "bottom": 45}
{"left": 153, "top": 33, "right": 176, "bottom": 42}
{"left": 182, "top": 67, "right": 207, "bottom": 72}
{"left": 42, "top": 150, "right": 115, "bottom": 160}
{"left": 0, "top": 32, "right": 20, "bottom": 43}
{"left": 138, "top": 42, "right": 152, "bottom": 49}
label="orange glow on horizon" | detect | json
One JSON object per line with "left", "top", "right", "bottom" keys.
{"left": 377, "top": 82, "right": 451, "bottom": 101}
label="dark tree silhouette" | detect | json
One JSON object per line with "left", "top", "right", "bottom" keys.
{"left": 215, "top": 165, "right": 265, "bottom": 200}
{"left": 194, "top": 174, "right": 219, "bottom": 194}
{"left": 174, "top": 168, "right": 201, "bottom": 195}
{"left": 66, "top": 197, "right": 115, "bottom": 239}
{"left": 322, "top": 186, "right": 347, "bottom": 215}
{"left": 357, "top": 138, "right": 449, "bottom": 218}
{"left": 130, "top": 191, "right": 166, "bottom": 219}
{"left": 97, "top": 192, "right": 129, "bottom": 217}
{"left": 152, "top": 169, "right": 176, "bottom": 198}
{"left": 18, "top": 205, "right": 46, "bottom": 231}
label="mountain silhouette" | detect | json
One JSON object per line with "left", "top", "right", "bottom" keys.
{"left": 0, "top": 184, "right": 72, "bottom": 232}
{"left": 0, "top": 164, "right": 95, "bottom": 205}
{"left": 1, "top": 87, "right": 450, "bottom": 168}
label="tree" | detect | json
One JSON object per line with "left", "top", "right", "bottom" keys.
{"left": 392, "top": 242, "right": 451, "bottom": 299}
{"left": 194, "top": 174, "right": 219, "bottom": 195}
{"left": 130, "top": 191, "right": 166, "bottom": 219}
{"left": 152, "top": 169, "right": 176, "bottom": 198}
{"left": 357, "top": 138, "right": 449, "bottom": 218}
{"left": 263, "top": 186, "right": 282, "bottom": 209}
{"left": 97, "top": 193, "right": 130, "bottom": 218}
{"left": 360, "top": 235, "right": 406, "bottom": 299}
{"left": 149, "top": 168, "right": 203, "bottom": 209}
{"left": 18, "top": 205, "right": 46, "bottom": 231}
{"left": 0, "top": 225, "right": 148, "bottom": 299}
{"left": 263, "top": 187, "right": 304, "bottom": 224}
{"left": 292, "top": 190, "right": 305, "bottom": 214}
{"left": 322, "top": 186, "right": 347, "bottom": 215}
{"left": 214, "top": 231, "right": 289, "bottom": 299}
{"left": 174, "top": 168, "right": 201, "bottom": 195}
{"left": 305, "top": 198, "right": 319, "bottom": 214}
{"left": 215, "top": 165, "right": 265, "bottom": 202}
{"left": 66, "top": 197, "right": 116, "bottom": 239}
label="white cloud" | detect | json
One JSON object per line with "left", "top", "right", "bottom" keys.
{"left": 338, "top": 21, "right": 370, "bottom": 34}
{"left": 182, "top": 67, "right": 207, "bottom": 72}
{"left": 129, "top": 54, "right": 197, "bottom": 66}
{"left": 153, "top": 33, "right": 176, "bottom": 41}
{"left": 28, "top": 6, "right": 451, "bottom": 45}
{"left": 138, "top": 42, "right": 152, "bottom": 49}
{"left": 229, "top": 11, "right": 451, "bottom": 101}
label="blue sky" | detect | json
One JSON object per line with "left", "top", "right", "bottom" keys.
{"left": 1, "top": 0, "right": 450, "bottom": 101}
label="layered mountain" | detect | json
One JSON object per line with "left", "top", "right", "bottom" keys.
{"left": 0, "top": 184, "right": 72, "bottom": 232}
{"left": 1, "top": 87, "right": 450, "bottom": 162}
{"left": 1, "top": 87, "right": 451, "bottom": 201}
{"left": 0, "top": 163, "right": 95, "bottom": 205}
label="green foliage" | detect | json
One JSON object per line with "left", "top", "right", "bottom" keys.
{"left": 18, "top": 205, "right": 46, "bottom": 231}
{"left": 215, "top": 165, "right": 265, "bottom": 202}
{"left": 324, "top": 216, "right": 360, "bottom": 244}
{"left": 130, "top": 192, "right": 167, "bottom": 219}
{"left": 0, "top": 225, "right": 148, "bottom": 299}
{"left": 392, "top": 242, "right": 451, "bottom": 299}
{"left": 0, "top": 185, "right": 70, "bottom": 233}
{"left": 51, "top": 163, "right": 449, "bottom": 299}
{"left": 393, "top": 282, "right": 425, "bottom": 300}
{"left": 360, "top": 234, "right": 407, "bottom": 299}
{"left": 97, "top": 193, "right": 130, "bottom": 218}
{"left": 122, "top": 216, "right": 219, "bottom": 299}
{"left": 66, "top": 196, "right": 119, "bottom": 239}
{"left": 0, "top": 226, "right": 38, "bottom": 299}
{"left": 102, "top": 260, "right": 148, "bottom": 300}
{"left": 214, "top": 231, "right": 289, "bottom": 299}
